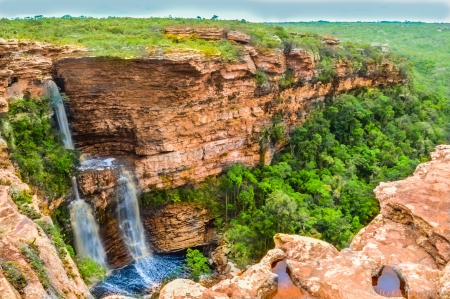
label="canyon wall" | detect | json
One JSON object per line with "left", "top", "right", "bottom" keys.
{"left": 160, "top": 144, "right": 450, "bottom": 299}
{"left": 53, "top": 45, "right": 404, "bottom": 191}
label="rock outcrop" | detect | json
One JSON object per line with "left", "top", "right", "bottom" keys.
{"left": 142, "top": 203, "right": 216, "bottom": 252}
{"left": 0, "top": 148, "right": 91, "bottom": 298}
{"left": 0, "top": 39, "right": 85, "bottom": 107}
{"left": 159, "top": 145, "right": 450, "bottom": 299}
{"left": 77, "top": 163, "right": 133, "bottom": 268}
{"left": 53, "top": 44, "right": 404, "bottom": 191}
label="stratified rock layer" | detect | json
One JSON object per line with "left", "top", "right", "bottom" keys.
{"left": 141, "top": 203, "right": 215, "bottom": 252}
{"left": 160, "top": 145, "right": 450, "bottom": 299}
{"left": 53, "top": 48, "right": 403, "bottom": 190}
{"left": 0, "top": 39, "right": 85, "bottom": 105}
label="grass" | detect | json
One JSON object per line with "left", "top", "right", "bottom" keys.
{"left": 20, "top": 239, "right": 51, "bottom": 291}
{"left": 9, "top": 188, "right": 41, "bottom": 220}
{"left": 74, "top": 256, "right": 106, "bottom": 285}
{"left": 0, "top": 17, "right": 402, "bottom": 71}
{"left": 0, "top": 260, "right": 28, "bottom": 293}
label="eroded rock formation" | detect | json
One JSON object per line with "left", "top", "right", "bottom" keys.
{"left": 160, "top": 145, "right": 450, "bottom": 299}
{"left": 0, "top": 39, "right": 85, "bottom": 105}
{"left": 53, "top": 44, "right": 404, "bottom": 191}
{"left": 0, "top": 143, "right": 91, "bottom": 298}
{"left": 142, "top": 203, "right": 216, "bottom": 252}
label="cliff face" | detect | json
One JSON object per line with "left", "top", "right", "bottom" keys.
{"left": 160, "top": 145, "right": 450, "bottom": 299}
{"left": 0, "top": 143, "right": 91, "bottom": 298}
{"left": 141, "top": 203, "right": 216, "bottom": 252}
{"left": 53, "top": 46, "right": 403, "bottom": 191}
{"left": 0, "top": 39, "right": 85, "bottom": 109}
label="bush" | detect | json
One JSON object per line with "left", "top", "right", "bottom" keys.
{"left": 35, "top": 220, "right": 68, "bottom": 259}
{"left": 21, "top": 240, "right": 51, "bottom": 290}
{"left": 185, "top": 248, "right": 210, "bottom": 282}
{"left": 0, "top": 97, "right": 79, "bottom": 198}
{"left": 0, "top": 261, "right": 28, "bottom": 293}
{"left": 255, "top": 69, "right": 269, "bottom": 86}
{"left": 75, "top": 256, "right": 106, "bottom": 285}
{"left": 9, "top": 188, "right": 41, "bottom": 220}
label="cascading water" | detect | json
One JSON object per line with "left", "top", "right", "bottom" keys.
{"left": 70, "top": 178, "right": 109, "bottom": 269}
{"left": 45, "top": 80, "right": 74, "bottom": 150}
{"left": 45, "top": 79, "right": 184, "bottom": 296}
{"left": 117, "top": 170, "right": 150, "bottom": 259}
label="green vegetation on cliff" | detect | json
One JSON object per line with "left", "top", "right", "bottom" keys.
{"left": 0, "top": 17, "right": 400, "bottom": 69}
{"left": 0, "top": 96, "right": 79, "bottom": 198}
{"left": 142, "top": 83, "right": 448, "bottom": 266}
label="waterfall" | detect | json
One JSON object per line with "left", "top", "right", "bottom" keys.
{"left": 70, "top": 178, "right": 109, "bottom": 269}
{"left": 117, "top": 170, "right": 150, "bottom": 260}
{"left": 45, "top": 80, "right": 74, "bottom": 150}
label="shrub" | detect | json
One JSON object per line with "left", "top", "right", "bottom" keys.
{"left": 255, "top": 69, "right": 269, "bottom": 86}
{"left": 21, "top": 240, "right": 51, "bottom": 290}
{"left": 0, "top": 97, "right": 79, "bottom": 198}
{"left": 9, "top": 188, "right": 41, "bottom": 220}
{"left": 185, "top": 248, "right": 210, "bottom": 282}
{"left": 0, "top": 261, "right": 28, "bottom": 293}
{"left": 75, "top": 256, "right": 106, "bottom": 285}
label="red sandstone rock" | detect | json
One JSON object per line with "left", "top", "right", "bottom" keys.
{"left": 53, "top": 50, "right": 402, "bottom": 191}
{"left": 227, "top": 31, "right": 251, "bottom": 44}
{"left": 0, "top": 39, "right": 85, "bottom": 104}
{"left": 160, "top": 279, "right": 228, "bottom": 299}
{"left": 165, "top": 27, "right": 225, "bottom": 40}
{"left": 142, "top": 203, "right": 215, "bottom": 252}
{"left": 0, "top": 156, "right": 90, "bottom": 298}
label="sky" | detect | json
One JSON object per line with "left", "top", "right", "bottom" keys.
{"left": 0, "top": 0, "right": 449, "bottom": 23}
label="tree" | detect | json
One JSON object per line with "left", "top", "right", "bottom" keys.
{"left": 265, "top": 190, "right": 297, "bottom": 233}
{"left": 211, "top": 15, "right": 219, "bottom": 20}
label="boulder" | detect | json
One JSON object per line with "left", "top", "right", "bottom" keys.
{"left": 227, "top": 31, "right": 251, "bottom": 43}
{"left": 159, "top": 279, "right": 228, "bottom": 299}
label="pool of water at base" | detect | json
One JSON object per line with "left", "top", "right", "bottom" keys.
{"left": 91, "top": 253, "right": 186, "bottom": 298}
{"left": 268, "top": 259, "right": 305, "bottom": 299}
{"left": 372, "top": 266, "right": 407, "bottom": 298}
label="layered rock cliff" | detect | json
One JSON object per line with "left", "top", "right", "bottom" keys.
{"left": 160, "top": 144, "right": 450, "bottom": 299}
{"left": 0, "top": 39, "right": 85, "bottom": 107}
{"left": 53, "top": 42, "right": 404, "bottom": 191}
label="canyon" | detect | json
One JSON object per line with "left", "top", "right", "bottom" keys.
{"left": 0, "top": 28, "right": 417, "bottom": 298}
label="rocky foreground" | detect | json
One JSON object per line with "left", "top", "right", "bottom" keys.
{"left": 159, "top": 145, "right": 450, "bottom": 299}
